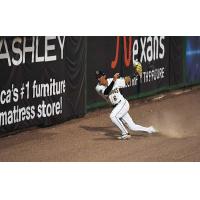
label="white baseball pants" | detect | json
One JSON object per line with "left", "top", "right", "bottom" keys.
{"left": 110, "top": 99, "right": 150, "bottom": 135}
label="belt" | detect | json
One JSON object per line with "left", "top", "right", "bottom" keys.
{"left": 112, "top": 100, "right": 121, "bottom": 108}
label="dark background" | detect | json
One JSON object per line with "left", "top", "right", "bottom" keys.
{"left": 186, "top": 36, "right": 200, "bottom": 83}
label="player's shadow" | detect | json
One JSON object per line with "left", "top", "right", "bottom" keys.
{"left": 80, "top": 125, "right": 153, "bottom": 140}
{"left": 80, "top": 125, "right": 118, "bottom": 139}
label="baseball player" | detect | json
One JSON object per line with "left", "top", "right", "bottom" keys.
{"left": 95, "top": 62, "right": 156, "bottom": 140}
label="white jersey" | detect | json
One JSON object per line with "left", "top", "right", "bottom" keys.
{"left": 95, "top": 76, "right": 153, "bottom": 136}
{"left": 95, "top": 78, "right": 126, "bottom": 105}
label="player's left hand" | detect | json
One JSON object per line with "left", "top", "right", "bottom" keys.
{"left": 113, "top": 73, "right": 120, "bottom": 81}
{"left": 134, "top": 62, "right": 143, "bottom": 76}
{"left": 124, "top": 76, "right": 131, "bottom": 85}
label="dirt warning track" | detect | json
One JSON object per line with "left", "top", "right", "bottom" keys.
{"left": 0, "top": 87, "right": 200, "bottom": 161}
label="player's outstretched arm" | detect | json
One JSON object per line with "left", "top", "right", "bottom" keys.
{"left": 104, "top": 73, "right": 120, "bottom": 95}
{"left": 121, "top": 62, "right": 143, "bottom": 86}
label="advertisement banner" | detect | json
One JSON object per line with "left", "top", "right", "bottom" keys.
{"left": 87, "top": 36, "right": 170, "bottom": 109}
{"left": 0, "top": 36, "right": 86, "bottom": 135}
{"left": 120, "top": 36, "right": 170, "bottom": 97}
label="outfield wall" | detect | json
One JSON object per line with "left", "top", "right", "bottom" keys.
{"left": 0, "top": 37, "right": 86, "bottom": 135}
{"left": 0, "top": 36, "right": 200, "bottom": 135}
{"left": 86, "top": 36, "right": 200, "bottom": 110}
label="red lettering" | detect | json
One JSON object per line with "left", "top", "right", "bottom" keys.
{"left": 123, "top": 36, "right": 132, "bottom": 67}
{"left": 111, "top": 36, "right": 120, "bottom": 69}
{"left": 111, "top": 36, "right": 132, "bottom": 69}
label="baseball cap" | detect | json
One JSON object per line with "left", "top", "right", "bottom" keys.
{"left": 95, "top": 70, "right": 105, "bottom": 79}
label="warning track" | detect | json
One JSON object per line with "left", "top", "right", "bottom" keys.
{"left": 0, "top": 86, "right": 200, "bottom": 161}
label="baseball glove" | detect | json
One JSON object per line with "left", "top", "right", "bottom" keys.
{"left": 134, "top": 62, "right": 143, "bottom": 76}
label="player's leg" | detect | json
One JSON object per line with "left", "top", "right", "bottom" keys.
{"left": 110, "top": 100, "right": 129, "bottom": 136}
{"left": 121, "top": 112, "right": 153, "bottom": 133}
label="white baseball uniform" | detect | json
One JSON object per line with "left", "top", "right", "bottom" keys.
{"left": 96, "top": 77, "right": 151, "bottom": 136}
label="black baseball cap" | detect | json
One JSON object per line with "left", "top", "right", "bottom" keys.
{"left": 95, "top": 70, "right": 106, "bottom": 79}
